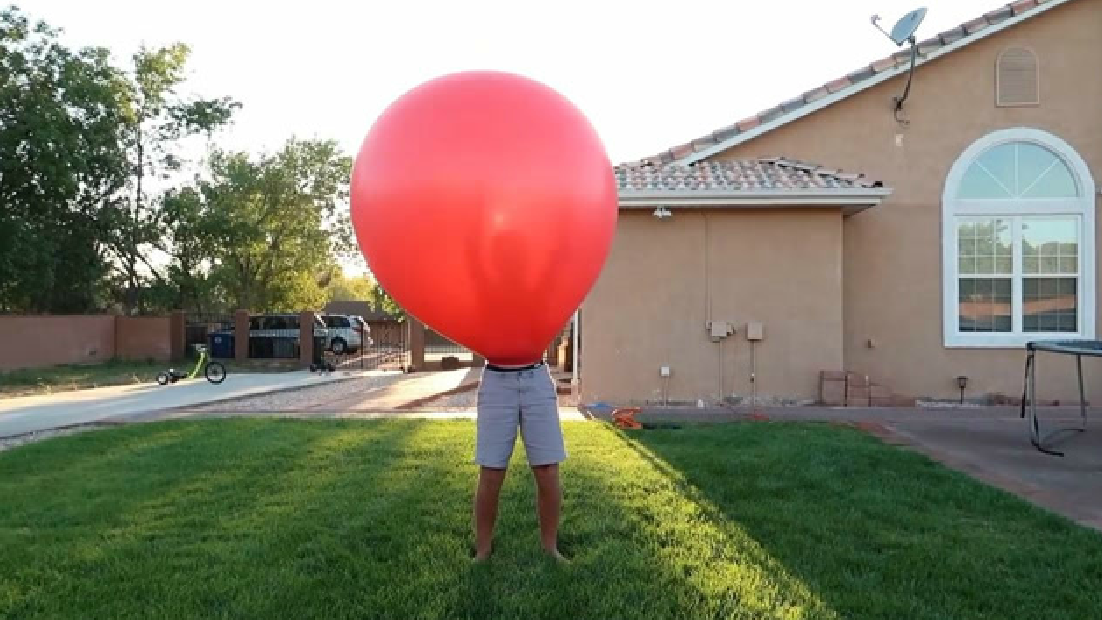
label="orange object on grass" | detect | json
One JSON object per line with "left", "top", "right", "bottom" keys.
{"left": 611, "top": 407, "right": 642, "bottom": 430}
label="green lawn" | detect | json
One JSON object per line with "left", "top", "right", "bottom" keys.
{"left": 0, "top": 359, "right": 167, "bottom": 397}
{"left": 1, "top": 419, "right": 1099, "bottom": 619}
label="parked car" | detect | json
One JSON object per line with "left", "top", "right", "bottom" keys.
{"left": 320, "top": 314, "right": 364, "bottom": 354}
{"left": 348, "top": 315, "right": 373, "bottom": 347}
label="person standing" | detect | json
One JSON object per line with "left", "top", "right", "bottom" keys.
{"left": 471, "top": 359, "right": 567, "bottom": 562}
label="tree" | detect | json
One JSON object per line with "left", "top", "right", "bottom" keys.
{"left": 0, "top": 7, "right": 240, "bottom": 314}
{"left": 105, "top": 43, "right": 240, "bottom": 313}
{"left": 369, "top": 282, "right": 402, "bottom": 316}
{"left": 326, "top": 272, "right": 376, "bottom": 303}
{"left": 0, "top": 6, "right": 130, "bottom": 312}
{"left": 162, "top": 137, "right": 355, "bottom": 312}
{"left": 323, "top": 271, "right": 404, "bottom": 317}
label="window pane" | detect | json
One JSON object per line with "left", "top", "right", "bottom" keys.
{"left": 958, "top": 161, "right": 1013, "bottom": 198}
{"left": 976, "top": 144, "right": 1016, "bottom": 197}
{"left": 959, "top": 277, "right": 1012, "bottom": 332}
{"left": 1023, "top": 219, "right": 1077, "bottom": 275}
{"left": 1024, "top": 277, "right": 1078, "bottom": 333}
{"left": 957, "top": 236, "right": 975, "bottom": 258}
{"left": 1018, "top": 143, "right": 1077, "bottom": 198}
{"left": 958, "top": 219, "right": 1011, "bottom": 276}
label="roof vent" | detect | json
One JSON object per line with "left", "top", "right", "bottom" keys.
{"left": 996, "top": 47, "right": 1039, "bottom": 107}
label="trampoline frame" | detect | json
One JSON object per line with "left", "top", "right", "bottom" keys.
{"left": 1019, "top": 340, "right": 1100, "bottom": 456}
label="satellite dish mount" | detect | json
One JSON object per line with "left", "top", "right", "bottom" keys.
{"left": 871, "top": 7, "right": 927, "bottom": 123}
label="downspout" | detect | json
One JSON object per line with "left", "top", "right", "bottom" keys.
{"left": 571, "top": 309, "right": 579, "bottom": 391}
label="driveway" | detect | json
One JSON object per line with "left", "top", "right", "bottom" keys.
{"left": 0, "top": 370, "right": 373, "bottom": 438}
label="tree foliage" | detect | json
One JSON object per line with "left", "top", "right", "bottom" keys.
{"left": 0, "top": 6, "right": 129, "bottom": 312}
{"left": 161, "top": 138, "right": 355, "bottom": 313}
{"left": 325, "top": 272, "right": 403, "bottom": 317}
{"left": 106, "top": 42, "right": 240, "bottom": 313}
{"left": 0, "top": 6, "right": 368, "bottom": 317}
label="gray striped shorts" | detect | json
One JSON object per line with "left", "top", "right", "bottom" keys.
{"left": 474, "top": 363, "right": 567, "bottom": 468}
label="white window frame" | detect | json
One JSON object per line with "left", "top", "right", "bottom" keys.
{"left": 942, "top": 127, "right": 1096, "bottom": 348}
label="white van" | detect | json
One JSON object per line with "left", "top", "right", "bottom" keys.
{"left": 320, "top": 314, "right": 364, "bottom": 354}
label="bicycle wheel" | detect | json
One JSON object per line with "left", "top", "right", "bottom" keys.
{"left": 205, "top": 361, "right": 227, "bottom": 384}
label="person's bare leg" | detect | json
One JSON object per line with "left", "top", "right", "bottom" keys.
{"left": 531, "top": 463, "right": 565, "bottom": 561}
{"left": 473, "top": 466, "right": 507, "bottom": 561}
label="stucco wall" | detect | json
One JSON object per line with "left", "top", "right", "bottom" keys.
{"left": 0, "top": 315, "right": 179, "bottom": 372}
{"left": 709, "top": 0, "right": 1102, "bottom": 402}
{"left": 0, "top": 315, "right": 116, "bottom": 371}
{"left": 115, "top": 316, "right": 173, "bottom": 362}
{"left": 581, "top": 209, "right": 843, "bottom": 403}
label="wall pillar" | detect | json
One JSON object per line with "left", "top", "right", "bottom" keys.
{"left": 299, "top": 311, "right": 315, "bottom": 369}
{"left": 170, "top": 310, "right": 186, "bottom": 361}
{"left": 408, "top": 317, "right": 425, "bottom": 370}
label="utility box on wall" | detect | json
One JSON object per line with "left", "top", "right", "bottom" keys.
{"left": 707, "top": 320, "right": 735, "bottom": 342}
{"left": 746, "top": 321, "right": 764, "bottom": 341}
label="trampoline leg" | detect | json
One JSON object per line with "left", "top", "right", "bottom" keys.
{"left": 1029, "top": 350, "right": 1068, "bottom": 457}
{"left": 1029, "top": 351, "right": 1038, "bottom": 445}
{"left": 1077, "top": 354, "right": 1087, "bottom": 430}
{"left": 1020, "top": 353, "right": 1033, "bottom": 420}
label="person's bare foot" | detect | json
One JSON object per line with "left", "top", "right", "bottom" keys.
{"left": 544, "top": 546, "right": 569, "bottom": 564}
{"left": 472, "top": 546, "right": 492, "bottom": 563}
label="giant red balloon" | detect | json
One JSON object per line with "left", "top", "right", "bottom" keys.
{"left": 350, "top": 71, "right": 618, "bottom": 366}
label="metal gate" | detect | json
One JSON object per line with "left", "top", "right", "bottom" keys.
{"left": 340, "top": 318, "right": 410, "bottom": 371}
{"left": 185, "top": 313, "right": 234, "bottom": 357}
{"left": 424, "top": 327, "right": 473, "bottom": 365}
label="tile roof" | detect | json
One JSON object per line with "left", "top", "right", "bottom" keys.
{"left": 616, "top": 158, "right": 885, "bottom": 193}
{"left": 636, "top": 0, "right": 1068, "bottom": 166}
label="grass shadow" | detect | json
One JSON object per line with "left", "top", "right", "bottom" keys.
{"left": 624, "top": 420, "right": 1102, "bottom": 619}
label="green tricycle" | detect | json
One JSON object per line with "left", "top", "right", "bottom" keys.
{"left": 157, "top": 345, "right": 227, "bottom": 385}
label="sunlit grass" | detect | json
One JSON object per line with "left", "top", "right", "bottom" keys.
{"left": 0, "top": 418, "right": 1099, "bottom": 619}
{"left": 0, "top": 359, "right": 166, "bottom": 396}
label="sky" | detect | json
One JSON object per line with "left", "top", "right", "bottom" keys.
{"left": 30, "top": 0, "right": 1004, "bottom": 165}
{"left": 27, "top": 0, "right": 1004, "bottom": 275}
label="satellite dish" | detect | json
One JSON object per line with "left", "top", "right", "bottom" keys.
{"left": 872, "top": 7, "right": 927, "bottom": 46}
{"left": 870, "top": 7, "right": 929, "bottom": 123}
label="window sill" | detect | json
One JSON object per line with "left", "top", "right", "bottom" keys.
{"left": 945, "top": 334, "right": 1093, "bottom": 349}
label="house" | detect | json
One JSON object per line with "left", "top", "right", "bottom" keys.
{"left": 580, "top": 0, "right": 1101, "bottom": 406}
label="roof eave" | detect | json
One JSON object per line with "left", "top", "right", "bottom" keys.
{"left": 618, "top": 188, "right": 893, "bottom": 216}
{"left": 674, "top": 0, "right": 1076, "bottom": 165}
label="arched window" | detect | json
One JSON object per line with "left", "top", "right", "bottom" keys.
{"left": 942, "top": 128, "right": 1095, "bottom": 347}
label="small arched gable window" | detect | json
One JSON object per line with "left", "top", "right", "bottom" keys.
{"left": 996, "top": 47, "right": 1039, "bottom": 107}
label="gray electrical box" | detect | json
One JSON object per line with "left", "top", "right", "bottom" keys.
{"left": 746, "top": 321, "right": 764, "bottom": 341}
